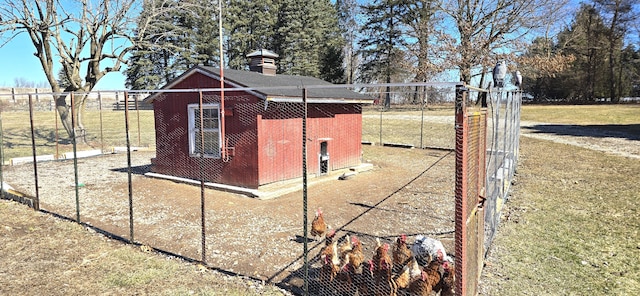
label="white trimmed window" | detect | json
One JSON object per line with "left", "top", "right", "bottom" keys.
{"left": 188, "top": 103, "right": 221, "bottom": 158}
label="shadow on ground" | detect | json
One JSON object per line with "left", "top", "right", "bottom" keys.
{"left": 523, "top": 124, "right": 640, "bottom": 141}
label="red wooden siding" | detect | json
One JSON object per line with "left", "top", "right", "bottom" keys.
{"left": 257, "top": 103, "right": 362, "bottom": 185}
{"left": 150, "top": 70, "right": 365, "bottom": 189}
{"left": 151, "top": 72, "right": 262, "bottom": 188}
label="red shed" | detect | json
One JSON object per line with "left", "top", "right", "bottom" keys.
{"left": 145, "top": 51, "right": 373, "bottom": 190}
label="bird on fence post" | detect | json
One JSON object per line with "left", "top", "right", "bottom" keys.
{"left": 514, "top": 70, "right": 523, "bottom": 89}
{"left": 492, "top": 61, "right": 507, "bottom": 88}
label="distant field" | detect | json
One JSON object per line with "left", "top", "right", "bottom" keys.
{"left": 0, "top": 110, "right": 155, "bottom": 161}
{"left": 2, "top": 104, "right": 635, "bottom": 160}
{"left": 521, "top": 104, "right": 640, "bottom": 125}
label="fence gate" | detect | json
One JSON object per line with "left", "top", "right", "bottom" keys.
{"left": 454, "top": 85, "right": 487, "bottom": 296}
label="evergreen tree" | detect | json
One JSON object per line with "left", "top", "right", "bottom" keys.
{"left": 127, "top": 0, "right": 344, "bottom": 87}
{"left": 358, "top": 0, "right": 408, "bottom": 108}
{"left": 319, "top": 44, "right": 346, "bottom": 83}
{"left": 57, "top": 68, "right": 74, "bottom": 90}
{"left": 126, "top": 0, "right": 218, "bottom": 90}
{"left": 319, "top": 1, "right": 346, "bottom": 83}
{"left": 594, "top": 0, "right": 636, "bottom": 102}
{"left": 336, "top": 0, "right": 360, "bottom": 84}
{"left": 274, "top": 0, "right": 344, "bottom": 78}
{"left": 225, "top": 0, "right": 279, "bottom": 70}
{"left": 618, "top": 45, "right": 640, "bottom": 97}
{"left": 182, "top": 1, "right": 220, "bottom": 67}
{"left": 558, "top": 3, "right": 610, "bottom": 101}
{"left": 127, "top": 0, "right": 187, "bottom": 89}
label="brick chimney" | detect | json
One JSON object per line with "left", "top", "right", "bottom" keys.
{"left": 246, "top": 49, "right": 279, "bottom": 76}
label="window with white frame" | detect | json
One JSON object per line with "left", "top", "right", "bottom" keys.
{"left": 188, "top": 103, "right": 221, "bottom": 158}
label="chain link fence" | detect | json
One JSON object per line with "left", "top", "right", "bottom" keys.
{"left": 0, "top": 82, "right": 519, "bottom": 295}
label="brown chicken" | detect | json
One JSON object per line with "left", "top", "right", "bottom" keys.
{"left": 393, "top": 256, "right": 422, "bottom": 290}
{"left": 372, "top": 238, "right": 396, "bottom": 296}
{"left": 342, "top": 235, "right": 365, "bottom": 270}
{"left": 338, "top": 234, "right": 353, "bottom": 258}
{"left": 334, "top": 255, "right": 357, "bottom": 295}
{"left": 319, "top": 234, "right": 341, "bottom": 284}
{"left": 354, "top": 259, "right": 375, "bottom": 296}
{"left": 392, "top": 234, "right": 413, "bottom": 272}
{"left": 407, "top": 260, "right": 443, "bottom": 296}
{"left": 433, "top": 260, "right": 455, "bottom": 296}
{"left": 324, "top": 229, "right": 336, "bottom": 246}
{"left": 310, "top": 207, "right": 327, "bottom": 241}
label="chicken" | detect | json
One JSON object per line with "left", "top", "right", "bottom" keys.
{"left": 319, "top": 234, "right": 341, "bottom": 284}
{"left": 323, "top": 235, "right": 365, "bottom": 296}
{"left": 310, "top": 207, "right": 327, "bottom": 241}
{"left": 410, "top": 235, "right": 446, "bottom": 266}
{"left": 393, "top": 263, "right": 411, "bottom": 292}
{"left": 354, "top": 259, "right": 375, "bottom": 296}
{"left": 334, "top": 255, "right": 356, "bottom": 295}
{"left": 433, "top": 258, "right": 455, "bottom": 296}
{"left": 340, "top": 234, "right": 365, "bottom": 274}
{"left": 392, "top": 234, "right": 412, "bottom": 272}
{"left": 393, "top": 256, "right": 421, "bottom": 290}
{"left": 407, "top": 259, "right": 443, "bottom": 296}
{"left": 338, "top": 234, "right": 353, "bottom": 258}
{"left": 372, "top": 238, "right": 396, "bottom": 296}
{"left": 324, "top": 229, "right": 336, "bottom": 246}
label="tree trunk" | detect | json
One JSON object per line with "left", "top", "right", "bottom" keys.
{"left": 609, "top": 47, "right": 617, "bottom": 103}
{"left": 55, "top": 95, "right": 74, "bottom": 141}
{"left": 55, "top": 92, "right": 89, "bottom": 143}
{"left": 75, "top": 94, "right": 88, "bottom": 143}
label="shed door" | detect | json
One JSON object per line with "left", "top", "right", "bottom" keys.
{"left": 319, "top": 141, "right": 329, "bottom": 175}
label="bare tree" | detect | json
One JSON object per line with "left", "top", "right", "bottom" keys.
{"left": 400, "top": 0, "right": 450, "bottom": 104}
{"left": 13, "top": 77, "right": 48, "bottom": 88}
{"left": 0, "top": 0, "right": 187, "bottom": 140}
{"left": 442, "top": 0, "right": 570, "bottom": 86}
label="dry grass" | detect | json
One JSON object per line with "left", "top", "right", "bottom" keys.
{"left": 0, "top": 200, "right": 290, "bottom": 295}
{"left": 362, "top": 107, "right": 455, "bottom": 148}
{"left": 0, "top": 110, "right": 155, "bottom": 160}
{"left": 481, "top": 104, "right": 640, "bottom": 295}
{"left": 481, "top": 137, "right": 640, "bottom": 295}
{"left": 521, "top": 104, "right": 640, "bottom": 125}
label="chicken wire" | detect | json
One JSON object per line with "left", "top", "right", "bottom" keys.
{"left": 0, "top": 83, "right": 520, "bottom": 296}
{"left": 484, "top": 90, "right": 522, "bottom": 252}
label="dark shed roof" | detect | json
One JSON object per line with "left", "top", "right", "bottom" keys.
{"left": 145, "top": 65, "right": 372, "bottom": 104}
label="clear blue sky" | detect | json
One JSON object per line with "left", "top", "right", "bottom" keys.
{"left": 0, "top": 33, "right": 127, "bottom": 90}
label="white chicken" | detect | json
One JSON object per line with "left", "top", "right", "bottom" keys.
{"left": 410, "top": 235, "right": 447, "bottom": 266}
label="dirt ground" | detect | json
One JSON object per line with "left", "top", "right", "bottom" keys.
{"left": 2, "top": 145, "right": 456, "bottom": 294}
